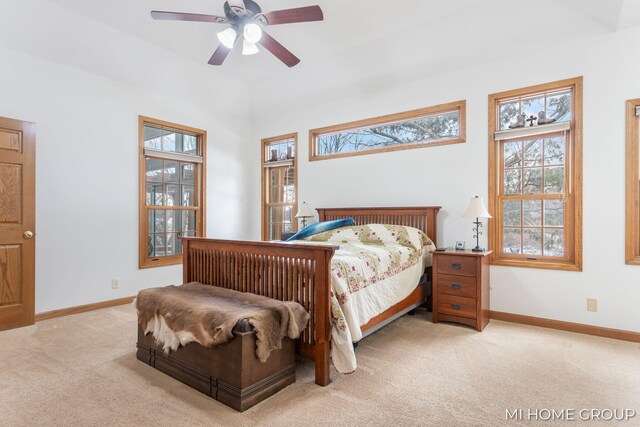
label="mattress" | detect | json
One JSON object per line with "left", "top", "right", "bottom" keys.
{"left": 301, "top": 224, "right": 436, "bottom": 373}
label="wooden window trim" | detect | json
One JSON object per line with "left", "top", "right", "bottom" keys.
{"left": 308, "top": 100, "right": 466, "bottom": 161}
{"left": 488, "top": 77, "right": 583, "bottom": 271}
{"left": 626, "top": 100, "right": 640, "bottom": 265}
{"left": 261, "top": 133, "right": 298, "bottom": 241}
{"left": 138, "top": 116, "right": 207, "bottom": 269}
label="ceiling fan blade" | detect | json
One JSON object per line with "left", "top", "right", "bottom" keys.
{"left": 242, "top": 0, "right": 262, "bottom": 15}
{"left": 150, "top": 11, "right": 228, "bottom": 24}
{"left": 258, "top": 31, "right": 300, "bottom": 67}
{"left": 208, "top": 45, "right": 232, "bottom": 65}
{"left": 263, "top": 6, "right": 323, "bottom": 25}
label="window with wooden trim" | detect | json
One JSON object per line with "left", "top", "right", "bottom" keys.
{"left": 309, "top": 101, "right": 466, "bottom": 161}
{"left": 261, "top": 133, "right": 297, "bottom": 241}
{"left": 488, "top": 77, "right": 582, "bottom": 271}
{"left": 626, "top": 99, "right": 640, "bottom": 265}
{"left": 139, "top": 116, "right": 206, "bottom": 268}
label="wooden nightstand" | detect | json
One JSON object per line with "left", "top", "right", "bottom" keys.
{"left": 431, "top": 249, "right": 492, "bottom": 331}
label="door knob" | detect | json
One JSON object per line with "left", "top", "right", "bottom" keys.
{"left": 23, "top": 231, "right": 34, "bottom": 239}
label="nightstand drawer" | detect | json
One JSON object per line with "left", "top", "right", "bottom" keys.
{"left": 436, "top": 255, "right": 477, "bottom": 277}
{"left": 437, "top": 274, "right": 477, "bottom": 298}
{"left": 437, "top": 294, "right": 476, "bottom": 319}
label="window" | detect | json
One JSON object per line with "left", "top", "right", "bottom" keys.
{"left": 139, "top": 116, "right": 206, "bottom": 268}
{"left": 309, "top": 101, "right": 465, "bottom": 161}
{"left": 261, "top": 133, "right": 297, "bottom": 241}
{"left": 488, "top": 77, "right": 582, "bottom": 271}
{"left": 626, "top": 99, "right": 640, "bottom": 265}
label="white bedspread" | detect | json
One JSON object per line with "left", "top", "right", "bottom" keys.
{"left": 302, "top": 224, "right": 435, "bottom": 373}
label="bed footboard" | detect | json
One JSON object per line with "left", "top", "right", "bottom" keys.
{"left": 181, "top": 238, "right": 337, "bottom": 386}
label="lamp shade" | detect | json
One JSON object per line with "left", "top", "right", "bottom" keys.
{"left": 242, "top": 40, "right": 259, "bottom": 55}
{"left": 243, "top": 23, "right": 262, "bottom": 44}
{"left": 217, "top": 27, "right": 237, "bottom": 49}
{"left": 295, "top": 202, "right": 314, "bottom": 218}
{"left": 463, "top": 196, "right": 492, "bottom": 218}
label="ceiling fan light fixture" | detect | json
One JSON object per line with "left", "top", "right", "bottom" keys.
{"left": 242, "top": 40, "right": 259, "bottom": 55}
{"left": 217, "top": 27, "right": 237, "bottom": 48}
{"left": 243, "top": 23, "right": 262, "bottom": 43}
{"left": 151, "top": 2, "right": 324, "bottom": 67}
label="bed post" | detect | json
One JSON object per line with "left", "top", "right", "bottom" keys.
{"left": 314, "top": 250, "right": 333, "bottom": 386}
{"left": 182, "top": 238, "right": 191, "bottom": 284}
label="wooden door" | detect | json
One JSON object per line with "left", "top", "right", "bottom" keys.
{"left": 0, "top": 117, "right": 35, "bottom": 331}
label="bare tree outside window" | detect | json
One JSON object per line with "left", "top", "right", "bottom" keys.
{"left": 318, "top": 111, "right": 460, "bottom": 155}
{"left": 310, "top": 101, "right": 466, "bottom": 160}
{"left": 499, "top": 90, "right": 572, "bottom": 130}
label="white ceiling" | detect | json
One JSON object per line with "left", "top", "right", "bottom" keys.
{"left": 3, "top": 0, "right": 640, "bottom": 116}
{"left": 49, "top": 0, "right": 488, "bottom": 82}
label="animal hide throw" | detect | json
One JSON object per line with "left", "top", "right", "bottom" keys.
{"left": 136, "top": 282, "right": 310, "bottom": 362}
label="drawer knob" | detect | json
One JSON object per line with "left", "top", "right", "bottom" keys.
{"left": 451, "top": 303, "right": 461, "bottom": 310}
{"left": 451, "top": 283, "right": 461, "bottom": 289}
{"left": 451, "top": 263, "right": 462, "bottom": 270}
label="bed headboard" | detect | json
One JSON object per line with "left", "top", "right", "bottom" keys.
{"left": 316, "top": 206, "right": 441, "bottom": 245}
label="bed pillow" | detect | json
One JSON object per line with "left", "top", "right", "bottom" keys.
{"left": 357, "top": 224, "right": 432, "bottom": 251}
{"left": 307, "top": 223, "right": 433, "bottom": 251}
{"left": 286, "top": 218, "right": 355, "bottom": 241}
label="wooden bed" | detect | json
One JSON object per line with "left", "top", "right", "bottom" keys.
{"left": 180, "top": 206, "right": 440, "bottom": 386}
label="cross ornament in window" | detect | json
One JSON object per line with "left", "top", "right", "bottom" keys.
{"left": 526, "top": 115, "right": 537, "bottom": 126}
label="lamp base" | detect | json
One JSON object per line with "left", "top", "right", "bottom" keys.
{"left": 471, "top": 246, "right": 485, "bottom": 252}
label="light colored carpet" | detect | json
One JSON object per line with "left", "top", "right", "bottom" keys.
{"left": 0, "top": 305, "right": 638, "bottom": 427}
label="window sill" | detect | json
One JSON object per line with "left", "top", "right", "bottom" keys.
{"left": 494, "top": 121, "right": 570, "bottom": 141}
{"left": 262, "top": 159, "right": 294, "bottom": 168}
{"left": 139, "top": 255, "right": 182, "bottom": 269}
{"left": 490, "top": 256, "right": 582, "bottom": 272}
{"left": 625, "top": 255, "right": 640, "bottom": 266}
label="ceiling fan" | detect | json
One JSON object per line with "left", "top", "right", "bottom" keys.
{"left": 150, "top": 1, "right": 323, "bottom": 67}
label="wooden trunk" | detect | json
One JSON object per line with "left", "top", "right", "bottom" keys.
{"left": 136, "top": 321, "right": 295, "bottom": 412}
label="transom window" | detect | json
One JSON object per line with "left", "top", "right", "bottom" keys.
{"left": 309, "top": 101, "right": 465, "bottom": 161}
{"left": 498, "top": 89, "right": 572, "bottom": 130}
{"left": 261, "top": 134, "right": 297, "bottom": 241}
{"left": 139, "top": 117, "right": 206, "bottom": 268}
{"left": 489, "top": 78, "right": 582, "bottom": 271}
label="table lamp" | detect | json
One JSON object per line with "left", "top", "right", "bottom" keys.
{"left": 295, "top": 202, "right": 314, "bottom": 228}
{"left": 463, "top": 196, "right": 492, "bottom": 252}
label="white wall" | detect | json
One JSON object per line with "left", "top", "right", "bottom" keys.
{"left": 0, "top": 0, "right": 254, "bottom": 313}
{"left": 0, "top": 45, "right": 252, "bottom": 313}
{"left": 2, "top": 0, "right": 638, "bottom": 332}
{"left": 251, "top": 26, "right": 640, "bottom": 333}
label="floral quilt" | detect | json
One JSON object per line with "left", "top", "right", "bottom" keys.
{"left": 304, "top": 224, "right": 435, "bottom": 373}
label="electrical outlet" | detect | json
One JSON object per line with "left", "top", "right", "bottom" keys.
{"left": 587, "top": 298, "right": 598, "bottom": 312}
{"left": 112, "top": 278, "right": 120, "bottom": 290}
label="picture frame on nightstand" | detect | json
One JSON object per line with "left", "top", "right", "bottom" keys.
{"left": 455, "top": 241, "right": 465, "bottom": 250}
